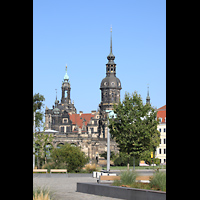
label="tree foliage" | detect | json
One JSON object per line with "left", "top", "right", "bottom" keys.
{"left": 34, "top": 127, "right": 54, "bottom": 168}
{"left": 50, "top": 143, "right": 89, "bottom": 172}
{"left": 33, "top": 93, "right": 45, "bottom": 128}
{"left": 99, "top": 151, "right": 116, "bottom": 160}
{"left": 109, "top": 92, "right": 160, "bottom": 164}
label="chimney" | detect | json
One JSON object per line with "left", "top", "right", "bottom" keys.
{"left": 79, "top": 111, "right": 83, "bottom": 116}
{"left": 91, "top": 110, "right": 96, "bottom": 115}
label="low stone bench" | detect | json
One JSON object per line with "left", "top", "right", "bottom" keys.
{"left": 50, "top": 169, "right": 67, "bottom": 174}
{"left": 33, "top": 169, "right": 47, "bottom": 173}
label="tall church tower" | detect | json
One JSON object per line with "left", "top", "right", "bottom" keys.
{"left": 61, "top": 65, "right": 71, "bottom": 104}
{"left": 61, "top": 65, "right": 77, "bottom": 114}
{"left": 146, "top": 86, "right": 150, "bottom": 105}
{"left": 99, "top": 27, "right": 122, "bottom": 111}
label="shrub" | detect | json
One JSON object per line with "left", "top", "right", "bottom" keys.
{"left": 50, "top": 143, "right": 89, "bottom": 172}
{"left": 114, "top": 153, "right": 139, "bottom": 166}
{"left": 149, "top": 171, "right": 166, "bottom": 191}
{"left": 84, "top": 163, "right": 98, "bottom": 173}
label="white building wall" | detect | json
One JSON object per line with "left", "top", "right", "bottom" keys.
{"left": 155, "top": 123, "right": 166, "bottom": 164}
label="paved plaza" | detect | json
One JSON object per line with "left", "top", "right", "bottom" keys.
{"left": 33, "top": 175, "right": 124, "bottom": 200}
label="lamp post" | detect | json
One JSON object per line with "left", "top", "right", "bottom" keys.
{"left": 107, "top": 119, "right": 110, "bottom": 171}
{"left": 33, "top": 111, "right": 35, "bottom": 169}
{"left": 105, "top": 110, "right": 117, "bottom": 172}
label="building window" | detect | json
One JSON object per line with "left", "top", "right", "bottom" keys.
{"left": 159, "top": 128, "right": 161, "bottom": 132}
{"left": 159, "top": 118, "right": 162, "bottom": 123}
{"left": 159, "top": 148, "right": 161, "bottom": 154}
{"left": 63, "top": 118, "right": 68, "bottom": 124}
{"left": 164, "top": 138, "right": 166, "bottom": 144}
{"left": 66, "top": 126, "right": 70, "bottom": 132}
{"left": 164, "top": 149, "right": 166, "bottom": 154}
{"left": 164, "top": 128, "right": 166, "bottom": 132}
{"left": 61, "top": 127, "right": 64, "bottom": 133}
{"left": 65, "top": 90, "right": 67, "bottom": 98}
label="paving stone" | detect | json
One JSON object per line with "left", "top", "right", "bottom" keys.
{"left": 33, "top": 176, "right": 124, "bottom": 200}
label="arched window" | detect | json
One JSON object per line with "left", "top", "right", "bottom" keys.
{"left": 57, "top": 143, "right": 64, "bottom": 149}
{"left": 45, "top": 143, "right": 53, "bottom": 158}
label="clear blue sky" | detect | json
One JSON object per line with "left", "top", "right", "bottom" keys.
{"left": 33, "top": 0, "right": 166, "bottom": 115}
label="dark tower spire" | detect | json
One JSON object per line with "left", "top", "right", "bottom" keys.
{"left": 146, "top": 85, "right": 150, "bottom": 104}
{"left": 55, "top": 89, "right": 57, "bottom": 100}
{"left": 55, "top": 89, "right": 59, "bottom": 108}
{"left": 107, "top": 25, "right": 115, "bottom": 66}
{"left": 99, "top": 26, "right": 122, "bottom": 112}
{"left": 110, "top": 25, "right": 112, "bottom": 54}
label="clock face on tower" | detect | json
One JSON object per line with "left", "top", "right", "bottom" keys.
{"left": 104, "top": 82, "right": 108, "bottom": 86}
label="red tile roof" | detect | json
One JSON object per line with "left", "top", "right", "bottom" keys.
{"left": 157, "top": 105, "right": 166, "bottom": 123}
{"left": 69, "top": 113, "right": 94, "bottom": 129}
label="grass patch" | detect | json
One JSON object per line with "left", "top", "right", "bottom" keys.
{"left": 149, "top": 171, "right": 166, "bottom": 192}
{"left": 110, "top": 165, "right": 166, "bottom": 170}
{"left": 112, "top": 170, "right": 166, "bottom": 192}
{"left": 33, "top": 186, "right": 55, "bottom": 200}
{"left": 120, "top": 170, "right": 138, "bottom": 185}
{"left": 112, "top": 170, "right": 138, "bottom": 186}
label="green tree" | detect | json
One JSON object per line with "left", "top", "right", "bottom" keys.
{"left": 109, "top": 91, "right": 160, "bottom": 168}
{"left": 100, "top": 151, "right": 116, "bottom": 160}
{"left": 50, "top": 143, "right": 89, "bottom": 172}
{"left": 33, "top": 93, "right": 45, "bottom": 128}
{"left": 35, "top": 127, "right": 54, "bottom": 168}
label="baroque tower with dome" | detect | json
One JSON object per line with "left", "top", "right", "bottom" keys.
{"left": 99, "top": 26, "right": 122, "bottom": 112}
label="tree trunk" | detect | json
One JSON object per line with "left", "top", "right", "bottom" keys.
{"left": 127, "top": 156, "right": 130, "bottom": 171}
{"left": 127, "top": 163, "right": 129, "bottom": 171}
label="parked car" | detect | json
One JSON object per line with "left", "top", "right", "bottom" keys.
{"left": 139, "top": 160, "right": 149, "bottom": 166}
